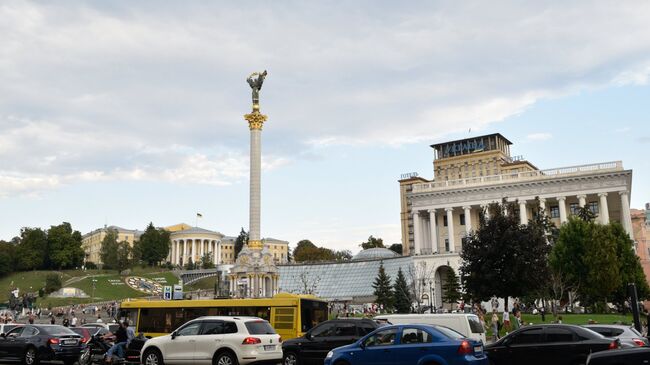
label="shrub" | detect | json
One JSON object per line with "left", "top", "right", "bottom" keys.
{"left": 45, "top": 273, "right": 62, "bottom": 294}
{"left": 85, "top": 261, "right": 98, "bottom": 270}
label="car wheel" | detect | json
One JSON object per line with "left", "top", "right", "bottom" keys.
{"left": 23, "top": 347, "right": 39, "bottom": 365}
{"left": 214, "top": 351, "right": 238, "bottom": 365}
{"left": 283, "top": 351, "right": 300, "bottom": 365}
{"left": 143, "top": 349, "right": 164, "bottom": 365}
{"left": 79, "top": 350, "right": 91, "bottom": 365}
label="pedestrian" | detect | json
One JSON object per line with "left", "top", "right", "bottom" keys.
{"left": 512, "top": 310, "right": 521, "bottom": 330}
{"left": 50, "top": 316, "right": 56, "bottom": 325}
{"left": 71, "top": 314, "right": 78, "bottom": 327}
{"left": 62, "top": 317, "right": 69, "bottom": 327}
{"left": 97, "top": 314, "right": 103, "bottom": 323}
{"left": 502, "top": 309, "right": 511, "bottom": 334}
{"left": 540, "top": 305, "right": 546, "bottom": 322}
{"left": 491, "top": 310, "right": 500, "bottom": 341}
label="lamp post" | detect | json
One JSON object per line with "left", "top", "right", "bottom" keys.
{"left": 91, "top": 279, "right": 97, "bottom": 299}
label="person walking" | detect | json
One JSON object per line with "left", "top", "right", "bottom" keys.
{"left": 50, "top": 315, "right": 56, "bottom": 325}
{"left": 491, "top": 310, "right": 500, "bottom": 341}
{"left": 502, "top": 309, "right": 511, "bottom": 334}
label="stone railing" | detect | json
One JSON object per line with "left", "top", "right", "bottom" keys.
{"left": 413, "top": 161, "right": 623, "bottom": 193}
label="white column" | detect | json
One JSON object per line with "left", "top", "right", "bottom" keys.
{"left": 183, "top": 240, "right": 187, "bottom": 264}
{"left": 558, "top": 197, "right": 568, "bottom": 224}
{"left": 539, "top": 198, "right": 546, "bottom": 216}
{"left": 249, "top": 127, "right": 262, "bottom": 242}
{"left": 446, "top": 208, "right": 455, "bottom": 252}
{"left": 620, "top": 191, "right": 634, "bottom": 239}
{"left": 577, "top": 194, "right": 587, "bottom": 208}
{"left": 463, "top": 206, "right": 472, "bottom": 235}
{"left": 190, "top": 239, "right": 196, "bottom": 263}
{"left": 428, "top": 210, "right": 438, "bottom": 254}
{"left": 519, "top": 200, "right": 528, "bottom": 225}
{"left": 176, "top": 241, "right": 181, "bottom": 265}
{"left": 481, "top": 204, "right": 490, "bottom": 220}
{"left": 599, "top": 193, "right": 610, "bottom": 224}
{"left": 412, "top": 211, "right": 421, "bottom": 255}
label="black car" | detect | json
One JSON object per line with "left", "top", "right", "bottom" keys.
{"left": 0, "top": 324, "right": 84, "bottom": 365}
{"left": 282, "top": 318, "right": 379, "bottom": 365}
{"left": 486, "top": 324, "right": 619, "bottom": 365}
{"left": 586, "top": 347, "right": 650, "bottom": 365}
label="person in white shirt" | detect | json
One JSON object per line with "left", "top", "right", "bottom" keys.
{"left": 97, "top": 315, "right": 103, "bottom": 323}
{"left": 71, "top": 315, "right": 78, "bottom": 327}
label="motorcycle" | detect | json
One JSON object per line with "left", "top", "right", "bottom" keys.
{"left": 79, "top": 331, "right": 147, "bottom": 365}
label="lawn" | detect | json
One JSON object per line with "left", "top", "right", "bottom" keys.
{"left": 1, "top": 268, "right": 180, "bottom": 308}
{"left": 485, "top": 313, "right": 636, "bottom": 339}
{"left": 185, "top": 276, "right": 219, "bottom": 290}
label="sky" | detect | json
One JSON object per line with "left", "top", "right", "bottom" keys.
{"left": 1, "top": 1, "right": 649, "bottom": 253}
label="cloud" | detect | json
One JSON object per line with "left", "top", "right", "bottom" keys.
{"left": 1, "top": 1, "right": 650, "bottom": 195}
{"left": 526, "top": 133, "right": 553, "bottom": 141}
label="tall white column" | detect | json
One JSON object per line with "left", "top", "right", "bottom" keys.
{"left": 176, "top": 241, "right": 181, "bottom": 265}
{"left": 191, "top": 239, "right": 196, "bottom": 262}
{"left": 183, "top": 240, "right": 187, "bottom": 264}
{"left": 200, "top": 240, "right": 205, "bottom": 259}
{"left": 481, "top": 204, "right": 490, "bottom": 220}
{"left": 599, "top": 193, "right": 609, "bottom": 224}
{"left": 539, "top": 198, "right": 546, "bottom": 216}
{"left": 519, "top": 200, "right": 528, "bottom": 225}
{"left": 446, "top": 208, "right": 455, "bottom": 252}
{"left": 558, "top": 197, "right": 568, "bottom": 224}
{"left": 578, "top": 194, "right": 587, "bottom": 208}
{"left": 412, "top": 212, "right": 421, "bottom": 255}
{"left": 249, "top": 127, "right": 262, "bottom": 244}
{"left": 428, "top": 210, "right": 438, "bottom": 254}
{"left": 620, "top": 191, "right": 634, "bottom": 239}
{"left": 463, "top": 206, "right": 472, "bottom": 235}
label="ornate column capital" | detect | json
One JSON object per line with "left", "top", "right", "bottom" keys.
{"left": 598, "top": 192, "right": 608, "bottom": 198}
{"left": 428, "top": 209, "right": 436, "bottom": 214}
{"left": 619, "top": 190, "right": 629, "bottom": 197}
{"left": 445, "top": 207, "right": 454, "bottom": 213}
{"left": 557, "top": 196, "right": 566, "bottom": 202}
{"left": 244, "top": 111, "right": 267, "bottom": 130}
{"left": 576, "top": 194, "right": 587, "bottom": 199}
{"left": 519, "top": 200, "right": 527, "bottom": 206}
{"left": 462, "top": 206, "right": 471, "bottom": 211}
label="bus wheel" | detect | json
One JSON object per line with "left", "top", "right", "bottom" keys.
{"left": 283, "top": 352, "right": 300, "bottom": 365}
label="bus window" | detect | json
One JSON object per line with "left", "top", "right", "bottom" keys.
{"left": 300, "top": 299, "right": 328, "bottom": 332}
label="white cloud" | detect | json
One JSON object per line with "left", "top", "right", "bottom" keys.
{"left": 526, "top": 133, "right": 553, "bottom": 141}
{"left": 1, "top": 1, "right": 650, "bottom": 195}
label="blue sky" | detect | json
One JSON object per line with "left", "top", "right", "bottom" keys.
{"left": 1, "top": 1, "right": 649, "bottom": 252}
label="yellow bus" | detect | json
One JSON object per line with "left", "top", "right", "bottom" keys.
{"left": 119, "top": 293, "right": 328, "bottom": 340}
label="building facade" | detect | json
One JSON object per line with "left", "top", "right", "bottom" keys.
{"left": 82, "top": 226, "right": 143, "bottom": 265}
{"left": 400, "top": 133, "right": 634, "bottom": 258}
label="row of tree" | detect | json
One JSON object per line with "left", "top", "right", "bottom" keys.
{"left": 459, "top": 199, "right": 648, "bottom": 313}
{"left": 99, "top": 223, "right": 171, "bottom": 271}
{"left": 0, "top": 222, "right": 84, "bottom": 273}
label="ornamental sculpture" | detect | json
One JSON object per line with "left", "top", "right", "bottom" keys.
{"left": 246, "top": 70, "right": 267, "bottom": 108}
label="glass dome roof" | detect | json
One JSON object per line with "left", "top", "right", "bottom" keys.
{"left": 352, "top": 247, "right": 400, "bottom": 261}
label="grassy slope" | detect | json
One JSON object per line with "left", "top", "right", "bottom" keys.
{"left": 1, "top": 268, "right": 179, "bottom": 307}
{"left": 185, "top": 276, "right": 219, "bottom": 290}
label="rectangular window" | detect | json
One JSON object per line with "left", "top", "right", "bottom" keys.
{"left": 459, "top": 214, "right": 465, "bottom": 226}
{"left": 587, "top": 202, "right": 599, "bottom": 215}
{"left": 550, "top": 206, "right": 560, "bottom": 218}
{"left": 569, "top": 203, "right": 579, "bottom": 215}
{"left": 443, "top": 215, "right": 448, "bottom": 227}
{"left": 445, "top": 239, "right": 450, "bottom": 252}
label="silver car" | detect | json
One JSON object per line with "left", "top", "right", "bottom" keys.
{"left": 584, "top": 324, "right": 649, "bottom": 348}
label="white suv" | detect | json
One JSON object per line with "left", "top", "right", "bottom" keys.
{"left": 140, "top": 316, "right": 282, "bottom": 365}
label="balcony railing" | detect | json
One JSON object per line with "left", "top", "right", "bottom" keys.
{"left": 413, "top": 161, "right": 623, "bottom": 193}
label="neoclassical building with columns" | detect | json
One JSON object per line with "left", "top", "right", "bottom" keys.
{"left": 399, "top": 133, "right": 634, "bottom": 277}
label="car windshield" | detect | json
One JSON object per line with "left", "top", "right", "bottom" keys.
{"left": 434, "top": 325, "right": 466, "bottom": 339}
{"left": 245, "top": 320, "right": 276, "bottom": 335}
{"left": 42, "top": 326, "right": 78, "bottom": 336}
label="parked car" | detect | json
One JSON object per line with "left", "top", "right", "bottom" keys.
{"left": 70, "top": 327, "right": 93, "bottom": 344}
{"left": 0, "top": 323, "right": 22, "bottom": 336}
{"left": 586, "top": 347, "right": 650, "bottom": 365}
{"left": 374, "top": 313, "right": 487, "bottom": 343}
{"left": 140, "top": 316, "right": 282, "bottom": 365}
{"left": 583, "top": 324, "right": 649, "bottom": 348}
{"left": 0, "top": 324, "right": 84, "bottom": 365}
{"left": 323, "top": 323, "right": 488, "bottom": 365}
{"left": 486, "top": 324, "right": 619, "bottom": 365}
{"left": 282, "top": 318, "right": 379, "bottom": 365}
{"left": 81, "top": 322, "right": 121, "bottom": 333}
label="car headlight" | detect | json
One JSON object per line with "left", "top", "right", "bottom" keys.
{"left": 326, "top": 351, "right": 333, "bottom": 359}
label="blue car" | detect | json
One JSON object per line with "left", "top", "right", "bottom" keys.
{"left": 324, "top": 323, "right": 488, "bottom": 365}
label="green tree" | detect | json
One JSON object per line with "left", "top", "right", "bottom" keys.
{"left": 393, "top": 267, "right": 411, "bottom": 313}
{"left": 372, "top": 262, "right": 394, "bottom": 311}
{"left": 185, "top": 258, "right": 195, "bottom": 270}
{"left": 16, "top": 228, "right": 48, "bottom": 270}
{"left": 0, "top": 242, "right": 16, "bottom": 276}
{"left": 138, "top": 223, "right": 171, "bottom": 266}
{"left": 441, "top": 268, "right": 462, "bottom": 306}
{"left": 115, "top": 241, "right": 132, "bottom": 273}
{"left": 460, "top": 199, "right": 552, "bottom": 307}
{"left": 293, "top": 240, "right": 335, "bottom": 262}
{"left": 47, "top": 222, "right": 84, "bottom": 269}
{"left": 44, "top": 273, "right": 62, "bottom": 294}
{"left": 334, "top": 250, "right": 352, "bottom": 261}
{"left": 388, "top": 243, "right": 403, "bottom": 255}
{"left": 234, "top": 228, "right": 249, "bottom": 258}
{"left": 361, "top": 235, "right": 385, "bottom": 250}
{"left": 201, "top": 253, "right": 215, "bottom": 269}
{"left": 610, "top": 223, "right": 650, "bottom": 304}
{"left": 100, "top": 229, "right": 120, "bottom": 270}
